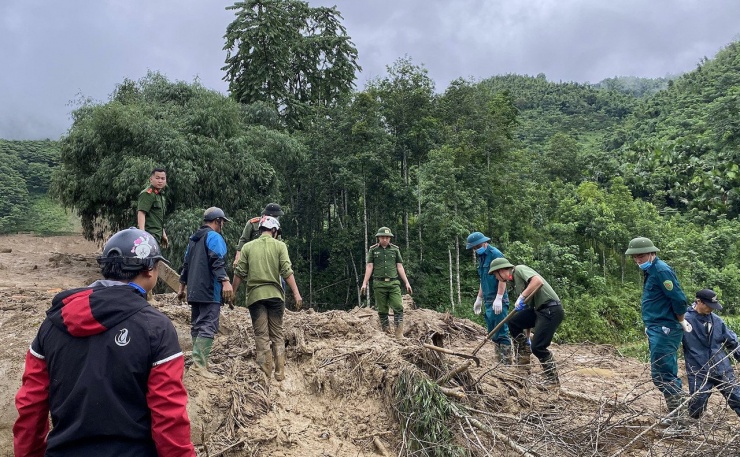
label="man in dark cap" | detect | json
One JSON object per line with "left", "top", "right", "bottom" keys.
{"left": 233, "top": 203, "right": 284, "bottom": 267}
{"left": 682, "top": 289, "right": 740, "bottom": 419}
{"left": 178, "top": 207, "right": 234, "bottom": 377}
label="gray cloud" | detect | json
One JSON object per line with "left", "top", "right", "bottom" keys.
{"left": 1, "top": 0, "right": 738, "bottom": 140}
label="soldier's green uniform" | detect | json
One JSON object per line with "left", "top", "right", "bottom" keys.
{"left": 137, "top": 186, "right": 165, "bottom": 242}
{"left": 236, "top": 216, "right": 262, "bottom": 251}
{"left": 367, "top": 242, "right": 404, "bottom": 331}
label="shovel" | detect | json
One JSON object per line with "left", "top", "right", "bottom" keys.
{"left": 470, "top": 309, "right": 519, "bottom": 357}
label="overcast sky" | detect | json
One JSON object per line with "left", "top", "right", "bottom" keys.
{"left": 1, "top": 0, "right": 738, "bottom": 140}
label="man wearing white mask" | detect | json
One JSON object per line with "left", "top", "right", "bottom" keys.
{"left": 466, "top": 232, "right": 511, "bottom": 365}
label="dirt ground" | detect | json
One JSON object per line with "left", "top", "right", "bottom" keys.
{"left": 1, "top": 233, "right": 739, "bottom": 456}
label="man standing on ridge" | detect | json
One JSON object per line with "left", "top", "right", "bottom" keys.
{"left": 233, "top": 203, "right": 284, "bottom": 267}
{"left": 488, "top": 258, "right": 564, "bottom": 386}
{"left": 14, "top": 228, "right": 194, "bottom": 456}
{"left": 178, "top": 207, "right": 235, "bottom": 377}
{"left": 137, "top": 167, "right": 168, "bottom": 248}
{"left": 625, "top": 236, "right": 692, "bottom": 433}
{"left": 360, "top": 227, "right": 413, "bottom": 338}
{"left": 232, "top": 216, "right": 303, "bottom": 381}
{"left": 466, "top": 231, "right": 512, "bottom": 364}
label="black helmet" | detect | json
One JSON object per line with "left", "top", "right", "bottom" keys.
{"left": 204, "top": 206, "right": 231, "bottom": 222}
{"left": 262, "top": 203, "right": 284, "bottom": 217}
{"left": 97, "top": 228, "right": 169, "bottom": 271}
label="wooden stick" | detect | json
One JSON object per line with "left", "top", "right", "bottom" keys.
{"left": 471, "top": 309, "right": 518, "bottom": 356}
{"left": 373, "top": 435, "right": 390, "bottom": 457}
{"left": 439, "top": 386, "right": 466, "bottom": 399}
{"left": 466, "top": 416, "right": 537, "bottom": 457}
{"left": 436, "top": 360, "right": 472, "bottom": 385}
{"left": 423, "top": 343, "right": 481, "bottom": 366}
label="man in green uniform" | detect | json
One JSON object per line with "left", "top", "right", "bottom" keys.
{"left": 360, "top": 227, "right": 413, "bottom": 338}
{"left": 233, "top": 203, "right": 284, "bottom": 267}
{"left": 137, "top": 168, "right": 168, "bottom": 248}
{"left": 232, "top": 216, "right": 303, "bottom": 381}
{"left": 489, "top": 258, "right": 564, "bottom": 387}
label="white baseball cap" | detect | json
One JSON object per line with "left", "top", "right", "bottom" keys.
{"left": 259, "top": 216, "right": 281, "bottom": 230}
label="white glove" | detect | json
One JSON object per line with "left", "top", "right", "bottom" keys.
{"left": 680, "top": 320, "right": 693, "bottom": 333}
{"left": 473, "top": 296, "right": 482, "bottom": 315}
{"left": 492, "top": 294, "right": 503, "bottom": 315}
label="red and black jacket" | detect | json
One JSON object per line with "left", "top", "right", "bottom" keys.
{"left": 14, "top": 281, "right": 194, "bottom": 457}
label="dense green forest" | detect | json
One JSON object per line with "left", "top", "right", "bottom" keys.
{"left": 3, "top": 2, "right": 739, "bottom": 349}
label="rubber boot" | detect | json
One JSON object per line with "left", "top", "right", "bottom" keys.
{"left": 379, "top": 312, "right": 391, "bottom": 334}
{"left": 191, "top": 337, "right": 217, "bottom": 379}
{"left": 497, "top": 344, "right": 513, "bottom": 365}
{"left": 273, "top": 346, "right": 286, "bottom": 381}
{"left": 256, "top": 349, "right": 274, "bottom": 379}
{"left": 541, "top": 355, "right": 560, "bottom": 387}
{"left": 514, "top": 334, "right": 531, "bottom": 373}
{"left": 662, "top": 394, "right": 693, "bottom": 435}
{"left": 394, "top": 312, "right": 404, "bottom": 338}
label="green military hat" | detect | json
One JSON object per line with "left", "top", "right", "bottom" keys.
{"left": 488, "top": 257, "right": 515, "bottom": 275}
{"left": 624, "top": 237, "right": 660, "bottom": 255}
{"left": 375, "top": 227, "right": 394, "bottom": 237}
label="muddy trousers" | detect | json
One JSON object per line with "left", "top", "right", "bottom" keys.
{"left": 248, "top": 298, "right": 285, "bottom": 378}
{"left": 509, "top": 303, "right": 564, "bottom": 379}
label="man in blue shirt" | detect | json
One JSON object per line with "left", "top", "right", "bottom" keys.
{"left": 682, "top": 289, "right": 740, "bottom": 419}
{"left": 625, "top": 237, "right": 691, "bottom": 430}
{"left": 466, "top": 232, "right": 511, "bottom": 364}
{"left": 178, "top": 207, "right": 235, "bottom": 377}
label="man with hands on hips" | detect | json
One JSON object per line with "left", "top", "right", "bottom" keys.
{"left": 466, "top": 232, "right": 512, "bottom": 364}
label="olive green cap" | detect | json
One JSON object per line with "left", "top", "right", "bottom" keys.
{"left": 624, "top": 237, "right": 660, "bottom": 255}
{"left": 375, "top": 227, "right": 394, "bottom": 237}
{"left": 488, "top": 257, "right": 515, "bottom": 275}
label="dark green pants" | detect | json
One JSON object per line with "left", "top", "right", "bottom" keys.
{"left": 373, "top": 279, "right": 403, "bottom": 314}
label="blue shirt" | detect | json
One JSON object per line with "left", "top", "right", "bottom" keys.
{"left": 476, "top": 245, "right": 509, "bottom": 304}
{"left": 641, "top": 257, "right": 688, "bottom": 328}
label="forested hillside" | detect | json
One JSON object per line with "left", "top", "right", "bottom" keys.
{"left": 3, "top": 1, "right": 738, "bottom": 347}
{"left": 0, "top": 140, "right": 75, "bottom": 234}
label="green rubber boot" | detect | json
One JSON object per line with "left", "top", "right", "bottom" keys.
{"left": 191, "top": 337, "right": 217, "bottom": 379}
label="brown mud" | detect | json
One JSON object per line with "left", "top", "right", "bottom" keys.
{"left": 1, "top": 233, "right": 738, "bottom": 456}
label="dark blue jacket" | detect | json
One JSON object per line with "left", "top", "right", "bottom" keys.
{"left": 641, "top": 257, "right": 688, "bottom": 329}
{"left": 476, "top": 245, "right": 509, "bottom": 304}
{"left": 682, "top": 306, "right": 740, "bottom": 377}
{"left": 180, "top": 225, "right": 229, "bottom": 304}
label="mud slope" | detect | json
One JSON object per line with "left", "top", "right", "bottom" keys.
{"left": 1, "top": 233, "right": 738, "bottom": 456}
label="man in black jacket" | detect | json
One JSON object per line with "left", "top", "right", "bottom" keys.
{"left": 14, "top": 228, "right": 194, "bottom": 457}
{"left": 178, "top": 207, "right": 234, "bottom": 377}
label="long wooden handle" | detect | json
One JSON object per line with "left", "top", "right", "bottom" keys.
{"left": 471, "top": 309, "right": 518, "bottom": 356}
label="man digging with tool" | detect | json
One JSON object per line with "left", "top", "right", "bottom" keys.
{"left": 488, "top": 258, "right": 564, "bottom": 387}
{"left": 466, "top": 231, "right": 512, "bottom": 364}
{"left": 360, "top": 227, "right": 413, "bottom": 338}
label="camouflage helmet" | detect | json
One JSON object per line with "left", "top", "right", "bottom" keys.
{"left": 262, "top": 203, "right": 284, "bottom": 217}
{"left": 624, "top": 237, "right": 660, "bottom": 255}
{"left": 375, "top": 227, "right": 394, "bottom": 238}
{"left": 97, "top": 228, "right": 169, "bottom": 272}
{"left": 487, "top": 257, "right": 515, "bottom": 275}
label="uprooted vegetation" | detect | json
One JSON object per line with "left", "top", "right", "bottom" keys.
{"left": 1, "top": 233, "right": 739, "bottom": 457}
{"left": 168, "top": 298, "right": 740, "bottom": 457}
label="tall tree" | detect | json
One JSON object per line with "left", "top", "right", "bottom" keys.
{"left": 223, "top": 0, "right": 360, "bottom": 129}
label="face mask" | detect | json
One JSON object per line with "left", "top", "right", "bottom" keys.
{"left": 475, "top": 246, "right": 486, "bottom": 255}
{"left": 639, "top": 260, "right": 652, "bottom": 270}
